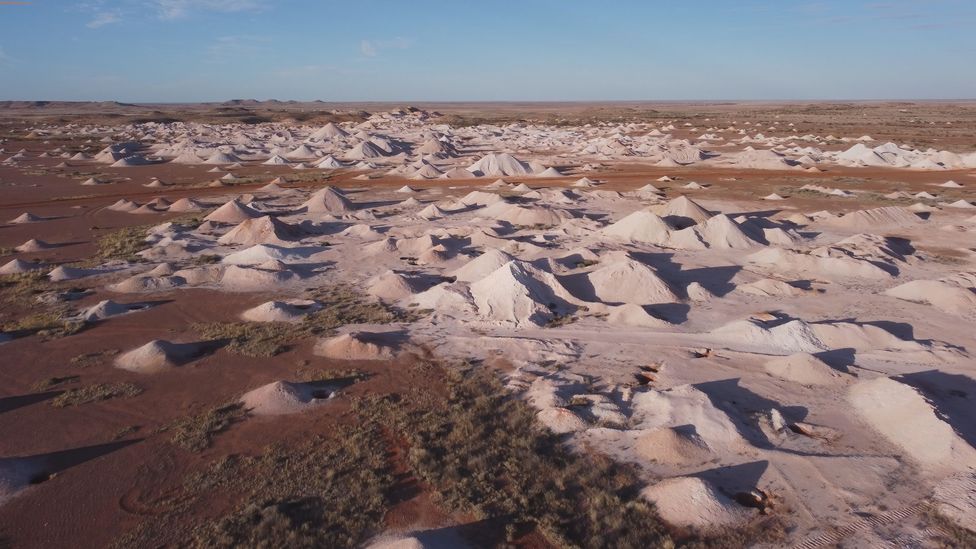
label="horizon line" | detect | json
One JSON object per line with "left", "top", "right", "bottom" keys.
{"left": 3, "top": 98, "right": 976, "bottom": 105}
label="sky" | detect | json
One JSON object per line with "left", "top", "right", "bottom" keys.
{"left": 0, "top": 0, "right": 974, "bottom": 102}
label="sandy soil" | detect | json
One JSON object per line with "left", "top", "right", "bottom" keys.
{"left": 1, "top": 101, "right": 975, "bottom": 548}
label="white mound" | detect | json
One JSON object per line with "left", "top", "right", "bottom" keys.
{"left": 220, "top": 264, "right": 296, "bottom": 291}
{"left": 466, "top": 153, "right": 531, "bottom": 176}
{"left": 650, "top": 195, "right": 713, "bottom": 227}
{"left": 14, "top": 239, "right": 52, "bottom": 252}
{"left": 168, "top": 198, "right": 205, "bottom": 212}
{"left": 641, "top": 477, "right": 747, "bottom": 528}
{"left": 884, "top": 279, "right": 976, "bottom": 316}
{"left": 451, "top": 249, "right": 516, "bottom": 283}
{"left": 115, "top": 340, "right": 202, "bottom": 373}
{"left": 48, "top": 266, "right": 98, "bottom": 282}
{"left": 367, "top": 271, "right": 425, "bottom": 301}
{"left": 217, "top": 216, "right": 301, "bottom": 246}
{"left": 314, "top": 332, "right": 398, "bottom": 361}
{"left": 602, "top": 210, "right": 672, "bottom": 245}
{"left": 302, "top": 186, "right": 354, "bottom": 213}
{"left": 698, "top": 214, "right": 759, "bottom": 249}
{"left": 737, "top": 278, "right": 804, "bottom": 297}
{"left": 827, "top": 206, "right": 923, "bottom": 231}
{"left": 586, "top": 255, "right": 678, "bottom": 304}
{"left": 222, "top": 244, "right": 310, "bottom": 265}
{"left": 748, "top": 247, "right": 891, "bottom": 279}
{"left": 0, "top": 259, "right": 46, "bottom": 275}
{"left": 947, "top": 199, "right": 976, "bottom": 209}
{"left": 9, "top": 212, "right": 42, "bottom": 224}
{"left": 240, "top": 381, "right": 333, "bottom": 416}
{"left": 241, "top": 300, "right": 320, "bottom": 322}
{"left": 849, "top": 377, "right": 976, "bottom": 472}
{"left": 635, "top": 427, "right": 712, "bottom": 464}
{"left": 80, "top": 300, "right": 146, "bottom": 322}
{"left": 605, "top": 303, "right": 671, "bottom": 328}
{"left": 469, "top": 260, "right": 577, "bottom": 326}
{"left": 108, "top": 274, "right": 185, "bottom": 293}
{"left": 764, "top": 353, "right": 843, "bottom": 385}
{"left": 204, "top": 199, "right": 261, "bottom": 224}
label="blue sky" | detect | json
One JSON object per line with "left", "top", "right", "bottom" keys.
{"left": 0, "top": 1, "right": 974, "bottom": 101}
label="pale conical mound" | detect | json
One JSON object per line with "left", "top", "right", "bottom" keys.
{"left": 240, "top": 380, "right": 334, "bottom": 416}
{"left": 450, "top": 249, "right": 516, "bottom": 283}
{"left": 883, "top": 279, "right": 976, "bottom": 316}
{"left": 240, "top": 300, "right": 320, "bottom": 322}
{"left": 466, "top": 153, "right": 531, "bottom": 176}
{"left": 586, "top": 255, "right": 678, "bottom": 305}
{"left": 219, "top": 264, "right": 296, "bottom": 291}
{"left": 849, "top": 377, "right": 976, "bottom": 472}
{"left": 602, "top": 210, "right": 672, "bottom": 245}
{"left": 605, "top": 303, "right": 671, "bottom": 328}
{"left": 314, "top": 332, "right": 398, "bottom": 361}
{"left": 764, "top": 353, "right": 844, "bottom": 385}
{"left": 417, "top": 204, "right": 446, "bottom": 220}
{"left": 0, "top": 259, "right": 46, "bottom": 275}
{"left": 203, "top": 151, "right": 241, "bottom": 164}
{"left": 14, "top": 239, "right": 53, "bottom": 253}
{"left": 650, "top": 195, "right": 713, "bottom": 228}
{"left": 8, "top": 212, "right": 42, "bottom": 224}
{"left": 635, "top": 426, "right": 712, "bottom": 464}
{"left": 302, "top": 186, "right": 353, "bottom": 213}
{"left": 641, "top": 476, "right": 747, "bottom": 528}
{"left": 115, "top": 340, "right": 203, "bottom": 373}
{"left": 366, "top": 271, "right": 423, "bottom": 301}
{"left": 80, "top": 300, "right": 146, "bottom": 322}
{"left": 217, "top": 216, "right": 301, "bottom": 246}
{"left": 698, "top": 214, "right": 759, "bottom": 249}
{"left": 469, "top": 260, "right": 576, "bottom": 326}
{"left": 828, "top": 206, "right": 924, "bottom": 231}
{"left": 167, "top": 198, "right": 205, "bottom": 213}
{"left": 737, "top": 278, "right": 804, "bottom": 297}
{"left": 203, "top": 198, "right": 261, "bottom": 224}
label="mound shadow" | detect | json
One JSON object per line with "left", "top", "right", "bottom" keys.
{"left": 0, "top": 391, "right": 63, "bottom": 415}
{"left": 897, "top": 371, "right": 976, "bottom": 449}
{"left": 693, "top": 378, "right": 808, "bottom": 452}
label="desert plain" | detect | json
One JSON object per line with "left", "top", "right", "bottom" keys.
{"left": 0, "top": 100, "right": 975, "bottom": 548}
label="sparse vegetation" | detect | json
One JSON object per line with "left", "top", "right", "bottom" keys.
{"left": 114, "top": 424, "right": 392, "bottom": 548}
{"left": 293, "top": 366, "right": 368, "bottom": 383}
{"left": 191, "top": 253, "right": 221, "bottom": 265}
{"left": 1, "top": 310, "right": 85, "bottom": 340}
{"left": 191, "top": 284, "right": 424, "bottom": 357}
{"left": 164, "top": 403, "right": 248, "bottom": 452}
{"left": 918, "top": 505, "right": 976, "bottom": 549}
{"left": 51, "top": 382, "right": 143, "bottom": 407}
{"left": 187, "top": 427, "right": 392, "bottom": 548}
{"left": 0, "top": 271, "right": 52, "bottom": 306}
{"left": 192, "top": 321, "right": 294, "bottom": 357}
{"left": 358, "top": 363, "right": 674, "bottom": 547}
{"left": 30, "top": 375, "right": 81, "bottom": 391}
{"left": 95, "top": 225, "right": 150, "bottom": 262}
{"left": 70, "top": 348, "right": 120, "bottom": 367}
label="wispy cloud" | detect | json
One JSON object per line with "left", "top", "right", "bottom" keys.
{"left": 0, "top": 46, "right": 12, "bottom": 67}
{"left": 86, "top": 10, "right": 121, "bottom": 28}
{"left": 360, "top": 37, "right": 413, "bottom": 58}
{"left": 206, "top": 35, "right": 270, "bottom": 63}
{"left": 360, "top": 40, "right": 378, "bottom": 57}
{"left": 153, "top": 0, "right": 269, "bottom": 20}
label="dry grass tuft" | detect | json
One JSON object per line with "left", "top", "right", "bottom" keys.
{"left": 51, "top": 382, "right": 142, "bottom": 407}
{"left": 191, "top": 284, "right": 424, "bottom": 358}
{"left": 165, "top": 403, "right": 248, "bottom": 452}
